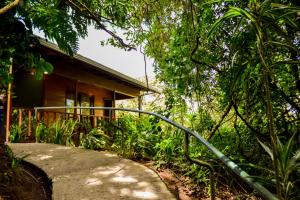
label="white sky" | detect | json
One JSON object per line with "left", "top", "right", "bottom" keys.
{"left": 78, "top": 27, "right": 155, "bottom": 79}
{"left": 35, "top": 27, "right": 155, "bottom": 79}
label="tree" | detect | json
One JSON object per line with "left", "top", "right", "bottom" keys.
{"left": 0, "top": 0, "right": 135, "bottom": 87}
{"left": 1, "top": 0, "right": 299, "bottom": 197}
{"left": 118, "top": 0, "right": 300, "bottom": 198}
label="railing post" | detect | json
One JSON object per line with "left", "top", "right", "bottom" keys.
{"left": 18, "top": 109, "right": 22, "bottom": 127}
{"left": 138, "top": 95, "right": 142, "bottom": 118}
{"left": 34, "top": 108, "right": 38, "bottom": 143}
{"left": 93, "top": 116, "right": 96, "bottom": 128}
{"left": 121, "top": 125, "right": 125, "bottom": 158}
{"left": 109, "top": 110, "right": 112, "bottom": 122}
{"left": 28, "top": 110, "right": 32, "bottom": 137}
{"left": 36, "top": 110, "right": 40, "bottom": 124}
{"left": 46, "top": 112, "right": 49, "bottom": 125}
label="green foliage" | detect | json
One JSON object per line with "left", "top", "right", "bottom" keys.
{"left": 2, "top": 144, "right": 27, "bottom": 169}
{"left": 9, "top": 124, "right": 22, "bottom": 143}
{"left": 2, "top": 0, "right": 299, "bottom": 197}
{"left": 80, "top": 128, "right": 110, "bottom": 150}
{"left": 0, "top": 0, "right": 135, "bottom": 88}
{"left": 34, "top": 119, "right": 111, "bottom": 150}
{"left": 10, "top": 109, "right": 34, "bottom": 142}
{"left": 35, "top": 122, "right": 48, "bottom": 143}
{"left": 154, "top": 130, "right": 183, "bottom": 166}
{"left": 114, "top": 0, "right": 300, "bottom": 197}
{"left": 0, "top": 144, "right": 28, "bottom": 198}
{"left": 49, "top": 119, "right": 77, "bottom": 145}
{"left": 258, "top": 135, "right": 300, "bottom": 199}
{"left": 35, "top": 119, "right": 78, "bottom": 145}
{"left": 110, "top": 115, "right": 161, "bottom": 159}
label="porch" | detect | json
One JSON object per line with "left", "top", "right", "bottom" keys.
{"left": 9, "top": 107, "right": 118, "bottom": 142}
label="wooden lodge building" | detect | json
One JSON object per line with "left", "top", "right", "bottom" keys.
{"left": 1, "top": 39, "right": 157, "bottom": 142}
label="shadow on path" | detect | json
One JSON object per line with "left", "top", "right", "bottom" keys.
{"left": 9, "top": 143, "right": 175, "bottom": 200}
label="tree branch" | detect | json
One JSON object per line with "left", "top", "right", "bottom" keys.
{"left": 270, "top": 82, "right": 300, "bottom": 113}
{"left": 207, "top": 101, "right": 233, "bottom": 140}
{"left": 139, "top": 46, "right": 149, "bottom": 92}
{"left": 0, "top": 0, "right": 21, "bottom": 15}
{"left": 65, "top": 0, "right": 135, "bottom": 50}
{"left": 232, "top": 102, "right": 265, "bottom": 137}
{"left": 190, "top": 37, "right": 222, "bottom": 74}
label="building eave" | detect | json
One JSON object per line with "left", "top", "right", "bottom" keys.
{"left": 38, "top": 38, "right": 160, "bottom": 94}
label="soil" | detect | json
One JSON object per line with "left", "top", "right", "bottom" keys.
{"left": 142, "top": 161, "right": 262, "bottom": 200}
{"left": 0, "top": 161, "right": 52, "bottom": 200}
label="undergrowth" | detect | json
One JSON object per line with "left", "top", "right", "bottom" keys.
{"left": 9, "top": 113, "right": 300, "bottom": 199}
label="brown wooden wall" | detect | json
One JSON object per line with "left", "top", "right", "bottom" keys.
{"left": 77, "top": 82, "right": 112, "bottom": 116}
{"left": 52, "top": 61, "right": 141, "bottom": 98}
{"left": 43, "top": 74, "right": 113, "bottom": 116}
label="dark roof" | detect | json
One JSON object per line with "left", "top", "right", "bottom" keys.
{"left": 39, "top": 39, "right": 159, "bottom": 93}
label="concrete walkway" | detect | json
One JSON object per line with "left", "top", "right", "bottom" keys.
{"left": 9, "top": 143, "right": 176, "bottom": 200}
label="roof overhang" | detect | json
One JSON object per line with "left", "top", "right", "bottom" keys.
{"left": 38, "top": 39, "right": 160, "bottom": 94}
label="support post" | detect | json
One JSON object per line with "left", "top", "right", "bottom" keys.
{"left": 138, "top": 96, "right": 142, "bottom": 118}
{"left": 5, "top": 63, "right": 13, "bottom": 143}
{"left": 93, "top": 116, "right": 96, "bottom": 128}
{"left": 109, "top": 109, "right": 112, "bottom": 122}
{"left": 113, "top": 91, "right": 116, "bottom": 119}
{"left": 36, "top": 109, "right": 40, "bottom": 124}
{"left": 18, "top": 109, "right": 22, "bottom": 127}
{"left": 28, "top": 110, "right": 32, "bottom": 137}
{"left": 74, "top": 80, "right": 78, "bottom": 119}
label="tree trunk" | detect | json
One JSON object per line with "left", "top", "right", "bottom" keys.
{"left": 258, "top": 44, "right": 282, "bottom": 199}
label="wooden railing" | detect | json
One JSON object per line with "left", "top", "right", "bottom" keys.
{"left": 36, "top": 110, "right": 117, "bottom": 127}
{"left": 12, "top": 108, "right": 35, "bottom": 138}
{"left": 12, "top": 108, "right": 118, "bottom": 140}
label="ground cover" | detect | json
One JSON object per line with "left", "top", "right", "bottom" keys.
{"left": 0, "top": 144, "right": 51, "bottom": 200}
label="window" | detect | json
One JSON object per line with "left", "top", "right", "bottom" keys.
{"left": 104, "top": 99, "right": 113, "bottom": 117}
{"left": 66, "top": 92, "right": 75, "bottom": 113}
{"left": 78, "top": 94, "right": 93, "bottom": 116}
{"left": 65, "top": 91, "right": 94, "bottom": 115}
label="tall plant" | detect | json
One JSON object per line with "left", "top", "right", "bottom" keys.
{"left": 259, "top": 134, "right": 300, "bottom": 199}
{"left": 207, "top": 2, "right": 300, "bottom": 198}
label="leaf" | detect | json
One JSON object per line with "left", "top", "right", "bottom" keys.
{"left": 257, "top": 139, "right": 274, "bottom": 161}
{"left": 208, "top": 8, "right": 243, "bottom": 38}
{"left": 265, "top": 41, "right": 298, "bottom": 51}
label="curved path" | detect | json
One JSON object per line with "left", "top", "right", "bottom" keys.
{"left": 9, "top": 143, "right": 175, "bottom": 200}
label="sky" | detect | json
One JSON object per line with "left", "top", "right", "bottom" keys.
{"left": 78, "top": 27, "right": 155, "bottom": 79}
{"left": 35, "top": 27, "right": 155, "bottom": 79}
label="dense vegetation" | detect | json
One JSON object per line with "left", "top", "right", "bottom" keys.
{"left": 119, "top": 1, "right": 300, "bottom": 199}
{"left": 1, "top": 0, "right": 300, "bottom": 199}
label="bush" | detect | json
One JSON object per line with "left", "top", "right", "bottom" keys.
{"left": 80, "top": 128, "right": 110, "bottom": 150}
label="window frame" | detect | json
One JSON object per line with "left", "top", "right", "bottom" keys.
{"left": 65, "top": 91, "right": 95, "bottom": 116}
